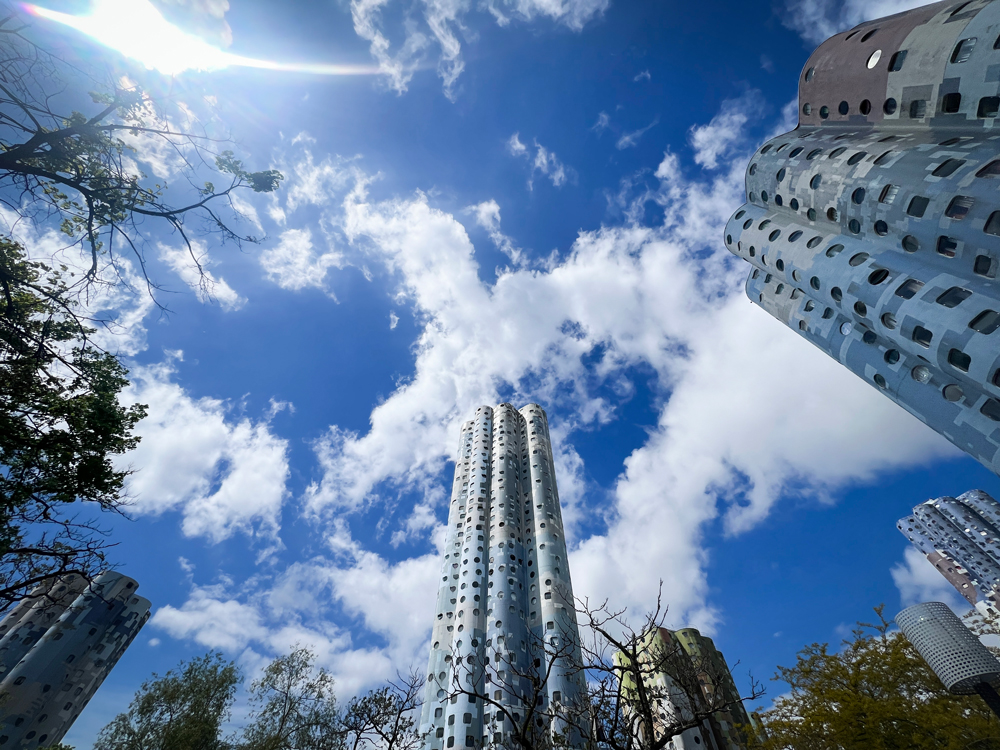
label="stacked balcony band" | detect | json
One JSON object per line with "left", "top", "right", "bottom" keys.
{"left": 0, "top": 571, "right": 151, "bottom": 747}
{"left": 724, "top": 0, "right": 1000, "bottom": 476}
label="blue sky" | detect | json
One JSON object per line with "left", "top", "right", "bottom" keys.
{"left": 15, "top": 0, "right": 1000, "bottom": 744}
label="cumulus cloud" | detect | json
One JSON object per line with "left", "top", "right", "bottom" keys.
{"left": 782, "top": 0, "right": 936, "bottom": 45}
{"left": 891, "top": 547, "right": 968, "bottom": 613}
{"left": 471, "top": 198, "right": 525, "bottom": 265}
{"left": 159, "top": 241, "right": 246, "bottom": 310}
{"left": 689, "top": 92, "right": 765, "bottom": 169}
{"left": 350, "top": 0, "right": 607, "bottom": 98}
{"left": 259, "top": 227, "right": 344, "bottom": 292}
{"left": 120, "top": 358, "right": 290, "bottom": 546}
{"left": 292, "top": 92, "right": 955, "bottom": 630}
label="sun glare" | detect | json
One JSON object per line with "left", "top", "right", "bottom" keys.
{"left": 25, "top": 0, "right": 378, "bottom": 76}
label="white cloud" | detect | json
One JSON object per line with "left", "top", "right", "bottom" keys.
{"left": 688, "top": 92, "right": 765, "bottom": 169}
{"left": 470, "top": 198, "right": 525, "bottom": 265}
{"left": 616, "top": 118, "right": 658, "bottom": 150}
{"left": 633, "top": 69, "right": 651, "bottom": 82}
{"left": 296, "top": 95, "right": 956, "bottom": 631}
{"left": 120, "top": 358, "right": 290, "bottom": 546}
{"left": 259, "top": 227, "right": 344, "bottom": 292}
{"left": 782, "top": 0, "right": 936, "bottom": 45}
{"left": 592, "top": 111, "right": 610, "bottom": 133}
{"left": 507, "top": 133, "right": 571, "bottom": 189}
{"left": 891, "top": 547, "right": 969, "bottom": 613}
{"left": 159, "top": 241, "right": 246, "bottom": 311}
{"left": 390, "top": 311, "right": 400, "bottom": 329}
{"left": 350, "top": 0, "right": 607, "bottom": 98}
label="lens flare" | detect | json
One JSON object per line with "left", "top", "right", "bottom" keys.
{"left": 25, "top": 0, "right": 379, "bottom": 76}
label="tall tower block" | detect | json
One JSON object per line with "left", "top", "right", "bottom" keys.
{"left": 724, "top": 0, "right": 1000, "bottom": 474}
{"left": 419, "top": 404, "right": 586, "bottom": 750}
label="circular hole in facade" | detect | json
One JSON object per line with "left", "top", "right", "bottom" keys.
{"left": 775, "top": 283, "right": 785, "bottom": 294}
{"left": 847, "top": 152, "right": 867, "bottom": 165}
{"left": 807, "top": 149, "right": 823, "bottom": 160}
{"left": 777, "top": 168, "right": 786, "bottom": 182}
{"left": 874, "top": 220, "right": 889, "bottom": 235}
{"left": 827, "top": 207, "right": 838, "bottom": 221}
{"left": 943, "top": 384, "right": 964, "bottom": 402}
{"left": 863, "top": 330, "right": 877, "bottom": 344}
{"left": 830, "top": 147, "right": 847, "bottom": 158}
{"left": 798, "top": 320, "right": 808, "bottom": 331}
{"left": 849, "top": 252, "right": 869, "bottom": 266}
{"left": 901, "top": 235, "right": 919, "bottom": 252}
{"left": 825, "top": 243, "right": 844, "bottom": 257}
{"left": 805, "top": 67, "right": 815, "bottom": 81}
{"left": 874, "top": 373, "right": 887, "bottom": 388}
{"left": 749, "top": 192, "right": 757, "bottom": 202}
{"left": 749, "top": 163, "right": 758, "bottom": 175}
{"left": 854, "top": 301, "right": 868, "bottom": 316}
{"left": 867, "top": 49, "right": 882, "bottom": 68}
{"left": 761, "top": 144, "right": 773, "bottom": 154}
{"left": 790, "top": 198, "right": 800, "bottom": 210}
{"left": 761, "top": 254, "right": 768, "bottom": 265}
{"left": 762, "top": 191, "right": 769, "bottom": 203}
{"left": 807, "top": 236, "right": 822, "bottom": 248}
{"left": 735, "top": 210, "right": 745, "bottom": 220}
{"left": 839, "top": 321, "right": 852, "bottom": 335}
{"left": 788, "top": 230, "right": 803, "bottom": 242}
{"left": 860, "top": 99, "right": 872, "bottom": 115}
{"left": 820, "top": 106, "right": 830, "bottom": 119}
{"left": 743, "top": 219, "right": 753, "bottom": 229}
{"left": 804, "top": 300, "right": 815, "bottom": 311}
{"left": 822, "top": 307, "right": 834, "bottom": 318}
{"left": 792, "top": 269, "right": 802, "bottom": 281}
{"left": 727, "top": 234, "right": 733, "bottom": 245}
{"left": 803, "top": 103, "right": 812, "bottom": 116}
{"left": 852, "top": 188, "right": 866, "bottom": 204}
{"left": 776, "top": 258, "right": 785, "bottom": 271}
{"left": 884, "top": 349, "right": 900, "bottom": 364}
{"left": 789, "top": 147, "right": 803, "bottom": 158}
{"left": 775, "top": 194, "right": 783, "bottom": 206}
{"left": 911, "top": 365, "right": 932, "bottom": 383}
{"left": 759, "top": 220, "right": 771, "bottom": 230}
{"left": 748, "top": 246, "right": 756, "bottom": 257}
{"left": 839, "top": 101, "right": 850, "bottom": 115}
{"left": 769, "top": 229, "right": 781, "bottom": 241}
{"left": 881, "top": 312, "right": 897, "bottom": 329}
{"left": 810, "top": 276, "right": 821, "bottom": 290}
{"left": 862, "top": 29, "right": 879, "bottom": 42}
{"left": 883, "top": 97, "right": 897, "bottom": 115}
{"left": 810, "top": 174, "right": 822, "bottom": 189}
{"left": 848, "top": 218, "right": 861, "bottom": 233}
{"left": 868, "top": 268, "right": 889, "bottom": 285}
{"left": 807, "top": 208, "right": 817, "bottom": 221}
{"left": 832, "top": 287, "right": 843, "bottom": 302}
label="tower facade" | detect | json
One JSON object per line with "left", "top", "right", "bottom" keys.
{"left": 0, "top": 571, "right": 151, "bottom": 748}
{"left": 419, "top": 404, "right": 587, "bottom": 750}
{"left": 724, "top": 0, "right": 1000, "bottom": 475}
{"left": 898, "top": 488, "right": 1000, "bottom": 614}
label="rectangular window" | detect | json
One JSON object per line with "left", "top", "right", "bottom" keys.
{"left": 948, "top": 348, "right": 972, "bottom": 372}
{"left": 907, "top": 196, "right": 930, "bottom": 217}
{"left": 979, "top": 97, "right": 1000, "bottom": 118}
{"left": 985, "top": 211, "right": 1000, "bottom": 236}
{"left": 879, "top": 184, "right": 899, "bottom": 203}
{"left": 466, "top": 737, "right": 475, "bottom": 747}
{"left": 978, "top": 161, "right": 1000, "bottom": 178}
{"left": 937, "top": 236, "right": 959, "bottom": 257}
{"left": 942, "top": 93, "right": 962, "bottom": 113}
{"left": 464, "top": 713, "right": 472, "bottom": 724}
{"left": 934, "top": 158, "right": 966, "bottom": 177}
{"left": 889, "top": 50, "right": 908, "bottom": 71}
{"left": 975, "top": 255, "right": 995, "bottom": 277}
{"left": 952, "top": 37, "right": 978, "bottom": 63}
{"left": 909, "top": 100, "right": 927, "bottom": 119}
{"left": 981, "top": 399, "right": 1000, "bottom": 422}
{"left": 970, "top": 310, "right": 1000, "bottom": 334}
{"left": 553, "top": 691, "right": 562, "bottom": 703}
{"left": 912, "top": 326, "right": 934, "bottom": 348}
{"left": 946, "top": 195, "right": 975, "bottom": 219}
{"left": 937, "top": 287, "right": 972, "bottom": 307}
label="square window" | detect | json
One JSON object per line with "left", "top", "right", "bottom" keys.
{"left": 948, "top": 348, "right": 972, "bottom": 372}
{"left": 912, "top": 326, "right": 933, "bottom": 347}
{"left": 936, "top": 287, "right": 972, "bottom": 308}
{"left": 888, "top": 50, "right": 908, "bottom": 71}
{"left": 907, "top": 196, "right": 930, "bottom": 217}
{"left": 979, "top": 97, "right": 1000, "bottom": 118}
{"left": 437, "top": 729, "right": 444, "bottom": 738}
{"left": 909, "top": 100, "right": 927, "bottom": 119}
{"left": 896, "top": 279, "right": 924, "bottom": 299}
{"left": 985, "top": 211, "right": 1000, "bottom": 236}
{"left": 934, "top": 158, "right": 966, "bottom": 177}
{"left": 982, "top": 399, "right": 1000, "bottom": 422}
{"left": 970, "top": 310, "right": 1000, "bottom": 334}
{"left": 975, "top": 255, "right": 995, "bottom": 277}
{"left": 466, "top": 737, "right": 475, "bottom": 747}
{"left": 946, "top": 196, "right": 975, "bottom": 219}
{"left": 942, "top": 93, "right": 962, "bottom": 113}
{"left": 937, "top": 236, "right": 959, "bottom": 257}
{"left": 952, "top": 37, "right": 977, "bottom": 63}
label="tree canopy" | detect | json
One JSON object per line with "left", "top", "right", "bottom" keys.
{"left": 751, "top": 606, "right": 1000, "bottom": 750}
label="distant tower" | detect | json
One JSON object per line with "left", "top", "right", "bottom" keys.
{"left": 419, "top": 404, "right": 587, "bottom": 750}
{"left": 898, "top": 488, "right": 1000, "bottom": 614}
{"left": 724, "top": 0, "right": 1000, "bottom": 475}
{"left": 0, "top": 571, "right": 151, "bottom": 748}
{"left": 616, "top": 628, "right": 751, "bottom": 750}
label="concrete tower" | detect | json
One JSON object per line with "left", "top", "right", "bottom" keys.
{"left": 898, "top": 488, "right": 1000, "bottom": 614}
{"left": 0, "top": 571, "right": 151, "bottom": 748}
{"left": 419, "top": 404, "right": 587, "bottom": 750}
{"left": 724, "top": 0, "right": 1000, "bottom": 475}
